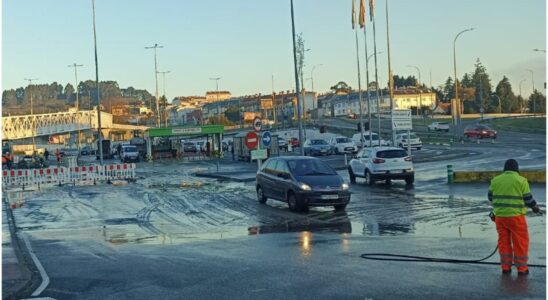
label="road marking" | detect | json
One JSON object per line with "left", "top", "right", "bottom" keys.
{"left": 21, "top": 232, "right": 50, "bottom": 297}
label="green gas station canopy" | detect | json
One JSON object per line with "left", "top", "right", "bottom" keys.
{"left": 147, "top": 125, "right": 224, "bottom": 138}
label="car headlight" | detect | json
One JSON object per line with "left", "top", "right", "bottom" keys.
{"left": 341, "top": 183, "right": 349, "bottom": 190}
{"left": 299, "top": 183, "right": 311, "bottom": 191}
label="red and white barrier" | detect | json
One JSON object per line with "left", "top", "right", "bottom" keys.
{"left": 1, "top": 163, "right": 136, "bottom": 189}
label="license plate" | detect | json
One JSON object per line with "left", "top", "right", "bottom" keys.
{"left": 321, "top": 194, "right": 339, "bottom": 200}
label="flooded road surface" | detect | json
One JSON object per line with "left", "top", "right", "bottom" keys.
{"left": 7, "top": 134, "right": 546, "bottom": 299}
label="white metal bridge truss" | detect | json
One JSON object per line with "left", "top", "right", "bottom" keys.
{"left": 2, "top": 110, "right": 112, "bottom": 140}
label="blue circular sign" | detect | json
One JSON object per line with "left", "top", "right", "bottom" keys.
{"left": 261, "top": 131, "right": 272, "bottom": 148}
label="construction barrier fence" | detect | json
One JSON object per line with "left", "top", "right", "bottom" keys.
{"left": 2, "top": 163, "right": 136, "bottom": 189}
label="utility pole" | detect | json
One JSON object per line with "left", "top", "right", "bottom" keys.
{"left": 145, "top": 43, "right": 163, "bottom": 127}
{"left": 385, "top": 0, "right": 396, "bottom": 145}
{"left": 91, "top": 0, "right": 103, "bottom": 164}
{"left": 158, "top": 70, "right": 170, "bottom": 127}
{"left": 272, "top": 75, "right": 276, "bottom": 125}
{"left": 69, "top": 63, "right": 83, "bottom": 151}
{"left": 210, "top": 77, "right": 221, "bottom": 124}
{"left": 407, "top": 65, "right": 422, "bottom": 117}
{"left": 24, "top": 78, "right": 39, "bottom": 152}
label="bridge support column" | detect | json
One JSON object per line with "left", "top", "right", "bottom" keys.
{"left": 146, "top": 137, "right": 153, "bottom": 162}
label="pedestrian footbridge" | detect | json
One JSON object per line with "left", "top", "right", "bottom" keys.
{"left": 2, "top": 110, "right": 147, "bottom": 140}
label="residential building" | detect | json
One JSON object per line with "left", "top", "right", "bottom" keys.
{"left": 393, "top": 88, "right": 436, "bottom": 111}
{"left": 205, "top": 91, "right": 231, "bottom": 102}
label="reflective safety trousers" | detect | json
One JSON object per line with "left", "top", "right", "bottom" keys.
{"left": 489, "top": 171, "right": 532, "bottom": 217}
{"left": 495, "top": 215, "right": 529, "bottom": 272}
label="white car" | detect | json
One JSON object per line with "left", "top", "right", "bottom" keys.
{"left": 428, "top": 122, "right": 450, "bottom": 132}
{"left": 395, "top": 132, "right": 422, "bottom": 150}
{"left": 120, "top": 145, "right": 140, "bottom": 162}
{"left": 328, "top": 136, "right": 358, "bottom": 154}
{"left": 348, "top": 147, "right": 414, "bottom": 185}
{"left": 352, "top": 132, "right": 390, "bottom": 148}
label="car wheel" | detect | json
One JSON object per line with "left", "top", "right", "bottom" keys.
{"left": 257, "top": 186, "right": 267, "bottom": 204}
{"left": 385, "top": 179, "right": 392, "bottom": 185}
{"left": 398, "top": 143, "right": 403, "bottom": 148}
{"left": 334, "top": 204, "right": 347, "bottom": 211}
{"left": 287, "top": 192, "right": 305, "bottom": 212}
{"left": 445, "top": 129, "right": 449, "bottom": 132}
{"left": 417, "top": 147, "right": 421, "bottom": 151}
{"left": 348, "top": 166, "right": 356, "bottom": 184}
{"left": 405, "top": 174, "right": 415, "bottom": 185}
{"left": 364, "top": 170, "right": 375, "bottom": 186}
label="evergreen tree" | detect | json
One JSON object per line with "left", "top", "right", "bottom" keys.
{"left": 471, "top": 59, "right": 493, "bottom": 112}
{"left": 443, "top": 77, "right": 454, "bottom": 102}
{"left": 495, "top": 76, "right": 519, "bottom": 113}
{"left": 528, "top": 90, "right": 546, "bottom": 113}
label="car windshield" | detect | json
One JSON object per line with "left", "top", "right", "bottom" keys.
{"left": 124, "top": 146, "right": 137, "bottom": 152}
{"left": 365, "top": 135, "right": 379, "bottom": 141}
{"left": 376, "top": 150, "right": 408, "bottom": 158}
{"left": 310, "top": 140, "right": 327, "bottom": 145}
{"left": 438, "top": 122, "right": 449, "bottom": 126}
{"left": 336, "top": 138, "right": 352, "bottom": 143}
{"left": 400, "top": 133, "right": 418, "bottom": 139}
{"left": 184, "top": 143, "right": 195, "bottom": 146}
{"left": 287, "top": 159, "right": 337, "bottom": 176}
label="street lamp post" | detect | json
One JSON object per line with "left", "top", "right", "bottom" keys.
{"left": 453, "top": 27, "right": 475, "bottom": 135}
{"left": 158, "top": 70, "right": 171, "bottom": 127}
{"left": 491, "top": 94, "right": 502, "bottom": 114}
{"left": 210, "top": 77, "right": 222, "bottom": 124}
{"left": 407, "top": 65, "right": 422, "bottom": 118}
{"left": 310, "top": 64, "right": 322, "bottom": 121}
{"left": 145, "top": 43, "right": 163, "bottom": 127}
{"left": 519, "top": 79, "right": 526, "bottom": 113}
{"left": 367, "top": 51, "right": 382, "bottom": 142}
{"left": 533, "top": 49, "right": 546, "bottom": 53}
{"left": 92, "top": 0, "right": 103, "bottom": 164}
{"left": 526, "top": 69, "right": 535, "bottom": 113}
{"left": 290, "top": 0, "right": 304, "bottom": 156}
{"left": 69, "top": 63, "right": 83, "bottom": 151}
{"left": 24, "top": 78, "right": 39, "bottom": 152}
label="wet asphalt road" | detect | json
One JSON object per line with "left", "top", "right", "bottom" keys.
{"left": 6, "top": 129, "right": 546, "bottom": 299}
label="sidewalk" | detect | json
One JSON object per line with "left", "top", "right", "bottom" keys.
{"left": 2, "top": 194, "right": 36, "bottom": 299}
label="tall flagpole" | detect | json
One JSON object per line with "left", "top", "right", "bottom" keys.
{"left": 353, "top": 0, "right": 365, "bottom": 146}
{"left": 385, "top": 0, "right": 395, "bottom": 145}
{"left": 371, "top": 0, "right": 382, "bottom": 140}
{"left": 362, "top": 1, "right": 373, "bottom": 147}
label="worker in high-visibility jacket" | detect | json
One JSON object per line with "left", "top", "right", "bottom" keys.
{"left": 488, "top": 159, "right": 540, "bottom": 275}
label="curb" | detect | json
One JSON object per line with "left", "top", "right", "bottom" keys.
{"left": 2, "top": 196, "right": 41, "bottom": 300}
{"left": 453, "top": 170, "right": 546, "bottom": 183}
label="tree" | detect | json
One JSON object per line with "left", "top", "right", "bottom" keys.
{"left": 64, "top": 83, "right": 75, "bottom": 103}
{"left": 2, "top": 89, "right": 17, "bottom": 106}
{"left": 330, "top": 81, "right": 352, "bottom": 94}
{"left": 471, "top": 59, "right": 493, "bottom": 112}
{"left": 528, "top": 90, "right": 546, "bottom": 113}
{"left": 495, "top": 76, "right": 519, "bottom": 113}
{"left": 442, "top": 77, "right": 454, "bottom": 103}
{"left": 224, "top": 106, "right": 241, "bottom": 123}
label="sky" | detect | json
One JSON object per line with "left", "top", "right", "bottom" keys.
{"left": 2, "top": 0, "right": 546, "bottom": 102}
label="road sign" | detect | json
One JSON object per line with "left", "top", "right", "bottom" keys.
{"left": 251, "top": 149, "right": 268, "bottom": 160}
{"left": 253, "top": 117, "right": 262, "bottom": 132}
{"left": 261, "top": 131, "right": 272, "bottom": 148}
{"left": 392, "top": 109, "right": 412, "bottom": 130}
{"left": 245, "top": 132, "right": 259, "bottom": 150}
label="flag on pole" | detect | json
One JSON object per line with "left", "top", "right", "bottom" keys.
{"left": 351, "top": 0, "right": 356, "bottom": 29}
{"left": 369, "top": 0, "right": 375, "bottom": 20}
{"left": 359, "top": 0, "right": 365, "bottom": 28}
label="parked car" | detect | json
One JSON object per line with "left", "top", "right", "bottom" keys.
{"left": 80, "top": 146, "right": 92, "bottom": 156}
{"left": 352, "top": 132, "right": 390, "bottom": 148}
{"left": 328, "top": 136, "right": 358, "bottom": 154}
{"left": 183, "top": 142, "right": 198, "bottom": 153}
{"left": 120, "top": 145, "right": 140, "bottom": 162}
{"left": 256, "top": 156, "right": 351, "bottom": 212}
{"left": 464, "top": 124, "right": 497, "bottom": 139}
{"left": 395, "top": 132, "right": 422, "bottom": 150}
{"left": 303, "top": 139, "right": 332, "bottom": 156}
{"left": 348, "top": 147, "right": 414, "bottom": 185}
{"left": 60, "top": 148, "right": 79, "bottom": 157}
{"left": 428, "top": 122, "right": 450, "bottom": 132}
{"left": 278, "top": 137, "right": 288, "bottom": 151}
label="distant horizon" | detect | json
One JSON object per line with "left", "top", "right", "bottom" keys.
{"left": 2, "top": 0, "right": 546, "bottom": 101}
